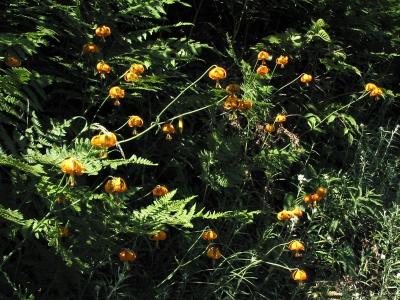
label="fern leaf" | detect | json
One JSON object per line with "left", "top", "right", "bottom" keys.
{"left": 0, "top": 154, "right": 44, "bottom": 175}
{"left": 105, "top": 154, "right": 157, "bottom": 169}
{"left": 0, "top": 206, "right": 28, "bottom": 226}
{"left": 201, "top": 210, "right": 261, "bottom": 224}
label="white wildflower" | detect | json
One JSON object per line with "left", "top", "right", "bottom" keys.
{"left": 297, "top": 174, "right": 309, "bottom": 185}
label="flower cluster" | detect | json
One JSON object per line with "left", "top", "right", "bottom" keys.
{"left": 223, "top": 83, "right": 253, "bottom": 111}
{"left": 256, "top": 50, "right": 289, "bottom": 76}
{"left": 125, "top": 63, "right": 145, "bottom": 82}
{"left": 63, "top": 31, "right": 386, "bottom": 283}
{"left": 276, "top": 184, "right": 328, "bottom": 282}
{"left": 277, "top": 207, "right": 304, "bottom": 221}
{"left": 202, "top": 230, "right": 222, "bottom": 260}
{"left": 304, "top": 186, "right": 328, "bottom": 207}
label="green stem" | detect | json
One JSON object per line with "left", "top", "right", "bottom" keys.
{"left": 165, "top": 97, "right": 227, "bottom": 123}
{"left": 156, "top": 65, "right": 217, "bottom": 120}
{"left": 118, "top": 66, "right": 220, "bottom": 145}
{"left": 272, "top": 73, "right": 304, "bottom": 96}
{"left": 305, "top": 92, "right": 369, "bottom": 133}
{"left": 265, "top": 242, "right": 289, "bottom": 256}
{"left": 268, "top": 64, "right": 277, "bottom": 84}
{"left": 91, "top": 69, "right": 131, "bottom": 122}
{"left": 114, "top": 120, "right": 129, "bottom": 132}
{"left": 263, "top": 261, "right": 294, "bottom": 271}
{"left": 91, "top": 95, "right": 110, "bottom": 122}
{"left": 118, "top": 97, "right": 225, "bottom": 144}
{"left": 156, "top": 232, "right": 204, "bottom": 287}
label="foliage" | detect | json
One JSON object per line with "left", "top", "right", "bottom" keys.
{"left": 0, "top": 0, "right": 399, "bottom": 299}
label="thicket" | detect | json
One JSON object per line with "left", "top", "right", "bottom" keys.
{"left": 0, "top": 0, "right": 399, "bottom": 299}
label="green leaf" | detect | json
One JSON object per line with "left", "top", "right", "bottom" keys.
{"left": 304, "top": 113, "right": 321, "bottom": 129}
{"left": 0, "top": 155, "right": 44, "bottom": 175}
{"left": 104, "top": 154, "right": 157, "bottom": 169}
{"left": 0, "top": 206, "right": 29, "bottom": 226}
{"left": 317, "top": 29, "right": 331, "bottom": 42}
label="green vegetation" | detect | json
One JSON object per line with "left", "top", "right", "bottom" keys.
{"left": 0, "top": 0, "right": 399, "bottom": 299}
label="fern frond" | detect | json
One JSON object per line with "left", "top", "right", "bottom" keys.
{"left": 129, "top": 191, "right": 198, "bottom": 233}
{"left": 200, "top": 210, "right": 261, "bottom": 224}
{"left": 104, "top": 154, "right": 157, "bottom": 169}
{"left": 0, "top": 154, "right": 44, "bottom": 175}
{"left": 0, "top": 205, "right": 28, "bottom": 226}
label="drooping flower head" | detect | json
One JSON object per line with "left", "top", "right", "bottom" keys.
{"left": 96, "top": 62, "right": 111, "bottom": 74}
{"left": 365, "top": 83, "right": 377, "bottom": 92}
{"left": 60, "top": 158, "right": 85, "bottom": 176}
{"left": 257, "top": 50, "right": 271, "bottom": 63}
{"left": 275, "top": 114, "right": 286, "bottom": 123}
{"left": 277, "top": 210, "right": 294, "bottom": 221}
{"left": 264, "top": 123, "right": 276, "bottom": 133}
{"left": 109, "top": 86, "right": 125, "bottom": 106}
{"left": 291, "top": 269, "right": 307, "bottom": 282}
{"left": 288, "top": 240, "right": 305, "bottom": 252}
{"left": 202, "top": 230, "right": 218, "bottom": 241}
{"left": 149, "top": 231, "right": 167, "bottom": 241}
{"left": 83, "top": 43, "right": 99, "bottom": 54}
{"left": 95, "top": 25, "right": 111, "bottom": 38}
{"left": 256, "top": 65, "right": 270, "bottom": 76}
{"left": 152, "top": 185, "right": 169, "bottom": 197}
{"left": 104, "top": 177, "right": 128, "bottom": 193}
{"left": 119, "top": 249, "right": 137, "bottom": 262}
{"left": 276, "top": 55, "right": 289, "bottom": 68}
{"left": 300, "top": 74, "right": 313, "bottom": 85}
{"left": 225, "top": 84, "right": 241, "bottom": 96}
{"left": 206, "top": 246, "right": 222, "bottom": 260}
{"left": 208, "top": 66, "right": 227, "bottom": 88}
{"left": 162, "top": 124, "right": 176, "bottom": 141}
{"left": 130, "top": 63, "right": 145, "bottom": 74}
{"left": 91, "top": 132, "right": 117, "bottom": 148}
